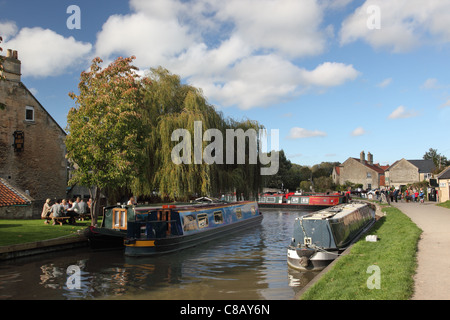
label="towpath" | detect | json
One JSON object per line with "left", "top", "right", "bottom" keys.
{"left": 391, "top": 201, "right": 450, "bottom": 300}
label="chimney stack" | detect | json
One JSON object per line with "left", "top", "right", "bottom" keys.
{"left": 1, "top": 49, "right": 21, "bottom": 82}
{"left": 360, "top": 151, "right": 365, "bottom": 163}
{"left": 367, "top": 152, "right": 373, "bottom": 165}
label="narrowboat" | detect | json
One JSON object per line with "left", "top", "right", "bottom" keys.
{"left": 86, "top": 204, "right": 163, "bottom": 249}
{"left": 258, "top": 192, "right": 346, "bottom": 210}
{"left": 124, "top": 200, "right": 262, "bottom": 257}
{"left": 287, "top": 201, "right": 376, "bottom": 271}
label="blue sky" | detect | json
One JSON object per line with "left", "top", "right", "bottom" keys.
{"left": 2, "top": 0, "right": 450, "bottom": 167}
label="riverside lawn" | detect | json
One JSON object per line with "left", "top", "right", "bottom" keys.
{"left": 0, "top": 219, "right": 90, "bottom": 247}
{"left": 300, "top": 206, "right": 422, "bottom": 300}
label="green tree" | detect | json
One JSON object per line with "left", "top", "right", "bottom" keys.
{"left": 133, "top": 67, "right": 263, "bottom": 201}
{"left": 423, "top": 148, "right": 449, "bottom": 171}
{"left": 66, "top": 56, "right": 149, "bottom": 225}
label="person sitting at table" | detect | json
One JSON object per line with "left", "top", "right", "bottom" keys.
{"left": 67, "top": 198, "right": 81, "bottom": 223}
{"left": 41, "top": 199, "right": 52, "bottom": 224}
{"left": 50, "top": 200, "right": 64, "bottom": 225}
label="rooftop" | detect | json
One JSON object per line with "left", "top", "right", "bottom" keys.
{"left": 0, "top": 178, "right": 33, "bottom": 207}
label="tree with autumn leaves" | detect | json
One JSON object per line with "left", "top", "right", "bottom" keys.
{"left": 66, "top": 56, "right": 149, "bottom": 225}
{"left": 66, "top": 56, "right": 263, "bottom": 225}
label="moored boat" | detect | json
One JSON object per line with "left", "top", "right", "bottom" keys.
{"left": 124, "top": 200, "right": 262, "bottom": 257}
{"left": 258, "top": 192, "right": 346, "bottom": 210}
{"left": 86, "top": 204, "right": 162, "bottom": 249}
{"left": 287, "top": 201, "right": 376, "bottom": 271}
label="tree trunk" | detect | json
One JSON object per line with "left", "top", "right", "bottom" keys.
{"left": 89, "top": 186, "right": 101, "bottom": 227}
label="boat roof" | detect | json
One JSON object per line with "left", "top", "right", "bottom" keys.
{"left": 302, "top": 202, "right": 368, "bottom": 220}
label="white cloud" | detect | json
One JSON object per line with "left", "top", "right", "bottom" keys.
{"left": 214, "top": 0, "right": 327, "bottom": 58}
{"left": 4, "top": 27, "right": 92, "bottom": 78}
{"left": 91, "top": 0, "right": 359, "bottom": 110}
{"left": 287, "top": 127, "right": 327, "bottom": 139}
{"left": 0, "top": 21, "right": 18, "bottom": 41}
{"left": 388, "top": 105, "right": 418, "bottom": 119}
{"left": 299, "top": 62, "right": 360, "bottom": 87}
{"left": 377, "top": 78, "right": 392, "bottom": 88}
{"left": 351, "top": 127, "right": 366, "bottom": 136}
{"left": 340, "top": 0, "right": 450, "bottom": 52}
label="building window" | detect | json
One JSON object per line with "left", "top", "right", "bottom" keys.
{"left": 367, "top": 172, "right": 372, "bottom": 178}
{"left": 25, "top": 106, "right": 34, "bottom": 121}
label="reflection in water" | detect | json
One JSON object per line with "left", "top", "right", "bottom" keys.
{"left": 0, "top": 210, "right": 319, "bottom": 300}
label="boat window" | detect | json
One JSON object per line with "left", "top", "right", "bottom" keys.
{"left": 183, "top": 214, "right": 198, "bottom": 231}
{"left": 290, "top": 197, "right": 299, "bottom": 203}
{"left": 197, "top": 213, "right": 209, "bottom": 228}
{"left": 112, "top": 208, "right": 127, "bottom": 230}
{"left": 266, "top": 197, "right": 275, "bottom": 203}
{"left": 214, "top": 211, "right": 224, "bottom": 224}
{"left": 236, "top": 208, "right": 242, "bottom": 219}
{"left": 251, "top": 206, "right": 256, "bottom": 215}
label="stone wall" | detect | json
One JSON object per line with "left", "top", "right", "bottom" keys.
{"left": 387, "top": 159, "right": 419, "bottom": 187}
{"left": 339, "top": 158, "right": 380, "bottom": 189}
{"left": 0, "top": 205, "right": 33, "bottom": 219}
{"left": 0, "top": 77, "right": 67, "bottom": 203}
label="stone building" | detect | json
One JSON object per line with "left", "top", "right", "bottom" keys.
{"left": 436, "top": 166, "right": 450, "bottom": 203}
{"left": 337, "top": 151, "right": 387, "bottom": 190}
{"left": 0, "top": 49, "right": 67, "bottom": 217}
{"left": 385, "top": 159, "right": 435, "bottom": 188}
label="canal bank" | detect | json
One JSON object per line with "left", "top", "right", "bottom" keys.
{"left": 0, "top": 233, "right": 88, "bottom": 261}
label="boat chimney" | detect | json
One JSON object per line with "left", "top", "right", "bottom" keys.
{"left": 360, "top": 151, "right": 365, "bottom": 164}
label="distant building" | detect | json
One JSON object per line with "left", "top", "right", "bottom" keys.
{"left": 437, "top": 166, "right": 450, "bottom": 203}
{"left": 385, "top": 159, "right": 435, "bottom": 188}
{"left": 0, "top": 49, "right": 67, "bottom": 217}
{"left": 337, "top": 151, "right": 387, "bottom": 190}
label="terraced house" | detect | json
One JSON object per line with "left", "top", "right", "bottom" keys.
{"left": 336, "top": 151, "right": 388, "bottom": 190}
{"left": 385, "top": 159, "right": 436, "bottom": 188}
{"left": 0, "top": 49, "right": 67, "bottom": 218}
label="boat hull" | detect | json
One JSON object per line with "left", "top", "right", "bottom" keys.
{"left": 125, "top": 214, "right": 263, "bottom": 256}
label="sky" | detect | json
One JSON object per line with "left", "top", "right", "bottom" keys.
{"left": 1, "top": 0, "right": 450, "bottom": 167}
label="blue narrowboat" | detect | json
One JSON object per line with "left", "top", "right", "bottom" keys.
{"left": 287, "top": 201, "right": 376, "bottom": 271}
{"left": 124, "top": 200, "right": 262, "bottom": 257}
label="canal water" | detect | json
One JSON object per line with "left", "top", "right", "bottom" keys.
{"left": 0, "top": 209, "right": 319, "bottom": 300}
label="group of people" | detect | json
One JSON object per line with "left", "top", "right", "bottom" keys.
{"left": 375, "top": 187, "right": 425, "bottom": 204}
{"left": 41, "top": 197, "right": 91, "bottom": 225}
{"left": 404, "top": 188, "right": 425, "bottom": 203}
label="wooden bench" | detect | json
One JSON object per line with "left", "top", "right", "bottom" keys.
{"left": 42, "top": 216, "right": 72, "bottom": 226}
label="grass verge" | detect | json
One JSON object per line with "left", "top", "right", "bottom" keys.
{"left": 437, "top": 200, "right": 450, "bottom": 209}
{"left": 300, "top": 206, "right": 422, "bottom": 300}
{"left": 0, "top": 219, "right": 91, "bottom": 247}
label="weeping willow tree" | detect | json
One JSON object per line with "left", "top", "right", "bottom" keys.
{"left": 131, "top": 67, "right": 264, "bottom": 201}
{"left": 67, "top": 58, "right": 265, "bottom": 206}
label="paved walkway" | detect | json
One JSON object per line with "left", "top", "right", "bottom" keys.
{"left": 391, "top": 201, "right": 450, "bottom": 300}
